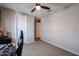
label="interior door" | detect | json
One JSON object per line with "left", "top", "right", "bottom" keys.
{"left": 17, "top": 13, "right": 27, "bottom": 43}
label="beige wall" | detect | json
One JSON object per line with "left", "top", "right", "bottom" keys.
{"left": 41, "top": 4, "right": 79, "bottom": 55}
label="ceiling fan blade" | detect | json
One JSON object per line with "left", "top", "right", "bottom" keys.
{"left": 41, "top": 6, "right": 50, "bottom": 10}
{"left": 31, "top": 8, "right": 36, "bottom": 13}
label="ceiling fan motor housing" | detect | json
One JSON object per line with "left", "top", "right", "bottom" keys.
{"left": 36, "top": 3, "right": 41, "bottom": 6}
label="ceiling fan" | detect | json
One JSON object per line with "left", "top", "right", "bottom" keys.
{"left": 31, "top": 3, "right": 51, "bottom": 13}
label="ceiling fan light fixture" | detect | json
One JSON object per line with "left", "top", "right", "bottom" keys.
{"left": 36, "top": 5, "right": 41, "bottom": 10}
{"left": 31, "top": 3, "right": 51, "bottom": 13}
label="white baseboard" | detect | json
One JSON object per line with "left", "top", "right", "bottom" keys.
{"left": 24, "top": 40, "right": 35, "bottom": 43}
{"left": 41, "top": 39, "right": 79, "bottom": 56}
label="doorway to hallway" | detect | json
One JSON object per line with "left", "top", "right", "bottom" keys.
{"left": 34, "top": 17, "right": 41, "bottom": 41}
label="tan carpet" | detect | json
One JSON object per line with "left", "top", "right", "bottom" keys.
{"left": 22, "top": 40, "right": 77, "bottom": 56}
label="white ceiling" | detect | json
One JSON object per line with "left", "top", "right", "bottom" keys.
{"left": 0, "top": 3, "right": 72, "bottom": 18}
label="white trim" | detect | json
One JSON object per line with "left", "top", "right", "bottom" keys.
{"left": 24, "top": 40, "right": 35, "bottom": 43}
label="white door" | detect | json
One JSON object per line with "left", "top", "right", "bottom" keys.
{"left": 17, "top": 13, "right": 27, "bottom": 43}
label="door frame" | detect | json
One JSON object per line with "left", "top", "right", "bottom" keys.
{"left": 34, "top": 17, "right": 41, "bottom": 41}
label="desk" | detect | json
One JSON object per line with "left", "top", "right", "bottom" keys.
{"left": 0, "top": 37, "right": 11, "bottom": 44}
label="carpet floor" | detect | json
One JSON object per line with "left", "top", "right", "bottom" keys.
{"left": 22, "top": 40, "right": 77, "bottom": 56}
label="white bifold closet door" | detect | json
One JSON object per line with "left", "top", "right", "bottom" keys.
{"left": 16, "top": 13, "right": 27, "bottom": 43}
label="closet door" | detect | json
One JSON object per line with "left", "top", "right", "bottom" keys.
{"left": 1, "top": 8, "right": 16, "bottom": 40}
{"left": 0, "top": 8, "right": 2, "bottom": 27}
{"left": 17, "top": 13, "right": 27, "bottom": 43}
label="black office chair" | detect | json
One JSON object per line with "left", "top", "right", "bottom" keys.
{"left": 16, "top": 30, "right": 24, "bottom": 56}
